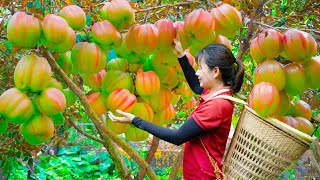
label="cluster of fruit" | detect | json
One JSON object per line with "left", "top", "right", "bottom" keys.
{"left": 1, "top": 0, "right": 243, "bottom": 143}
{"left": 248, "top": 28, "right": 319, "bottom": 135}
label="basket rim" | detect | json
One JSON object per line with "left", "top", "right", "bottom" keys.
{"left": 244, "top": 105, "right": 313, "bottom": 146}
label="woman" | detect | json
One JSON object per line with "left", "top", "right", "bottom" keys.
{"left": 108, "top": 39, "right": 244, "bottom": 179}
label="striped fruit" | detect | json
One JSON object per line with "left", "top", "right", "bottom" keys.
{"left": 46, "top": 77, "right": 63, "bottom": 90}
{"left": 154, "top": 19, "right": 176, "bottom": 49}
{"left": 174, "top": 21, "right": 190, "bottom": 49}
{"left": 47, "top": 27, "right": 76, "bottom": 53}
{"left": 153, "top": 104, "right": 175, "bottom": 125}
{"left": 253, "top": 59, "right": 286, "bottom": 91}
{"left": 250, "top": 37, "right": 267, "bottom": 64}
{"left": 91, "top": 20, "right": 122, "bottom": 49}
{"left": 249, "top": 82, "right": 280, "bottom": 117}
{"left": 14, "top": 54, "right": 51, "bottom": 92}
{"left": 42, "top": 14, "right": 69, "bottom": 44}
{"left": 256, "top": 29, "right": 283, "bottom": 59}
{"left": 7, "top": 11, "right": 41, "bottom": 48}
{"left": 283, "top": 63, "right": 307, "bottom": 96}
{"left": 106, "top": 88, "right": 137, "bottom": 113}
{"left": 215, "top": 35, "right": 232, "bottom": 51}
{"left": 135, "top": 69, "right": 160, "bottom": 98}
{"left": 107, "top": 58, "right": 128, "bottom": 72}
{"left": 19, "top": 114, "right": 54, "bottom": 145}
{"left": 157, "top": 67, "right": 179, "bottom": 89}
{"left": 105, "top": 116, "right": 129, "bottom": 134}
{"left": 102, "top": 0, "right": 135, "bottom": 30}
{"left": 88, "top": 92, "right": 108, "bottom": 115}
{"left": 125, "top": 102, "right": 154, "bottom": 141}
{"left": 34, "top": 88, "right": 66, "bottom": 116}
{"left": 294, "top": 117, "right": 315, "bottom": 135}
{"left": 102, "top": 70, "right": 134, "bottom": 94}
{"left": 59, "top": 5, "right": 86, "bottom": 31}
{"left": 302, "top": 56, "right": 320, "bottom": 89}
{"left": 71, "top": 42, "right": 107, "bottom": 73}
{"left": 82, "top": 69, "right": 106, "bottom": 92}
{"left": 291, "top": 100, "right": 312, "bottom": 120}
{"left": 150, "top": 50, "right": 178, "bottom": 69}
{"left": 0, "top": 88, "right": 35, "bottom": 124}
{"left": 185, "top": 9, "right": 216, "bottom": 44}
{"left": 210, "top": 3, "right": 242, "bottom": 38}
{"left": 144, "top": 88, "right": 171, "bottom": 113}
{"left": 57, "top": 51, "right": 73, "bottom": 76}
{"left": 62, "top": 89, "right": 77, "bottom": 108}
{"left": 283, "top": 29, "right": 317, "bottom": 63}
{"left": 277, "top": 116, "right": 298, "bottom": 129}
{"left": 271, "top": 90, "right": 290, "bottom": 118}
{"left": 125, "top": 24, "right": 158, "bottom": 55}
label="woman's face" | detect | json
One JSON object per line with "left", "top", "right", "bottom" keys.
{"left": 195, "top": 57, "right": 219, "bottom": 89}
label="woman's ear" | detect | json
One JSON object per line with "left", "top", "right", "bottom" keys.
{"left": 213, "top": 67, "right": 220, "bottom": 78}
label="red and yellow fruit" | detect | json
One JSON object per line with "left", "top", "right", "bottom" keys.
{"left": 271, "top": 90, "right": 290, "bottom": 117}
{"left": 42, "top": 14, "right": 69, "bottom": 44}
{"left": 14, "top": 54, "right": 51, "bottom": 92}
{"left": 107, "top": 58, "right": 129, "bottom": 72}
{"left": 249, "top": 82, "right": 280, "bottom": 116}
{"left": 102, "top": 70, "right": 134, "bottom": 94}
{"left": 125, "top": 102, "right": 154, "bottom": 141}
{"left": 135, "top": 69, "right": 160, "bottom": 98}
{"left": 253, "top": 59, "right": 286, "bottom": 91}
{"left": 7, "top": 11, "right": 41, "bottom": 48}
{"left": 34, "top": 88, "right": 66, "bottom": 116}
{"left": 154, "top": 19, "right": 176, "bottom": 49}
{"left": 144, "top": 88, "right": 171, "bottom": 112}
{"left": 0, "top": 88, "right": 35, "bottom": 124}
{"left": 106, "top": 88, "right": 137, "bottom": 113}
{"left": 19, "top": 114, "right": 54, "bottom": 145}
{"left": 294, "top": 117, "right": 315, "bottom": 135}
{"left": 250, "top": 37, "right": 267, "bottom": 64}
{"left": 59, "top": 5, "right": 86, "bottom": 31}
{"left": 302, "top": 56, "right": 320, "bottom": 89}
{"left": 283, "top": 29, "right": 317, "bottom": 63}
{"left": 88, "top": 92, "right": 108, "bottom": 115}
{"left": 277, "top": 116, "right": 298, "bottom": 129}
{"left": 174, "top": 21, "right": 190, "bottom": 49}
{"left": 82, "top": 69, "right": 106, "bottom": 92}
{"left": 71, "top": 42, "right": 107, "bottom": 73}
{"left": 215, "top": 35, "right": 232, "bottom": 50}
{"left": 256, "top": 29, "right": 283, "bottom": 59}
{"left": 92, "top": 20, "right": 122, "bottom": 49}
{"left": 283, "top": 63, "right": 307, "bottom": 96}
{"left": 210, "top": 3, "right": 242, "bottom": 38}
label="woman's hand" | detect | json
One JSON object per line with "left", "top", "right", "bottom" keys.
{"left": 108, "top": 110, "right": 135, "bottom": 124}
{"left": 172, "top": 38, "right": 185, "bottom": 58}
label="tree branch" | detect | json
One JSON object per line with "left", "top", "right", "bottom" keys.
{"left": 138, "top": 136, "right": 160, "bottom": 179}
{"left": 135, "top": 1, "right": 200, "bottom": 13}
{"left": 251, "top": 20, "right": 320, "bottom": 34}
{"left": 67, "top": 118, "right": 104, "bottom": 144}
{"left": 42, "top": 48, "right": 158, "bottom": 180}
{"left": 169, "top": 146, "right": 184, "bottom": 180}
{"left": 237, "top": 0, "right": 268, "bottom": 60}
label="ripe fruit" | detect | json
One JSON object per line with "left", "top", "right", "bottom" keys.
{"left": 59, "top": 5, "right": 86, "bottom": 31}
{"left": 71, "top": 42, "right": 107, "bottom": 73}
{"left": 249, "top": 82, "right": 280, "bottom": 116}
{"left": 283, "top": 29, "right": 317, "bottom": 63}
{"left": 7, "top": 11, "right": 41, "bottom": 48}
{"left": 250, "top": 37, "right": 267, "bottom": 64}
{"left": 20, "top": 114, "right": 54, "bottom": 145}
{"left": 271, "top": 90, "right": 290, "bottom": 117}
{"left": 291, "top": 100, "right": 312, "bottom": 120}
{"left": 81, "top": 69, "right": 106, "bottom": 92}
{"left": 106, "top": 88, "right": 137, "bottom": 113}
{"left": 102, "top": 0, "right": 135, "bottom": 30}
{"left": 294, "top": 117, "right": 315, "bottom": 135}
{"left": 0, "top": 88, "right": 35, "bottom": 124}
{"left": 154, "top": 19, "right": 176, "bottom": 49}
{"left": 88, "top": 92, "right": 108, "bottom": 115}
{"left": 253, "top": 59, "right": 286, "bottom": 91}
{"left": 302, "top": 56, "right": 320, "bottom": 89}
{"left": 91, "top": 20, "right": 122, "bottom": 49}
{"left": 215, "top": 35, "right": 232, "bottom": 50}
{"left": 277, "top": 116, "right": 298, "bottom": 129}
{"left": 283, "top": 63, "right": 307, "bottom": 96}
{"left": 174, "top": 21, "right": 190, "bottom": 49}
{"left": 256, "top": 29, "right": 283, "bottom": 58}
{"left": 210, "top": 4, "right": 242, "bottom": 38}
{"left": 135, "top": 69, "right": 160, "bottom": 98}
{"left": 42, "top": 14, "right": 69, "bottom": 44}
{"left": 34, "top": 88, "right": 66, "bottom": 116}
{"left": 185, "top": 9, "right": 216, "bottom": 44}
{"left": 14, "top": 54, "right": 51, "bottom": 92}
{"left": 102, "top": 70, "right": 134, "bottom": 94}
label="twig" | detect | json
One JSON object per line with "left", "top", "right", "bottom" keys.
{"left": 237, "top": 0, "right": 268, "bottom": 60}
{"left": 252, "top": 20, "right": 320, "bottom": 34}
{"left": 138, "top": 136, "right": 160, "bottom": 179}
{"left": 67, "top": 118, "right": 104, "bottom": 144}
{"left": 135, "top": 1, "right": 200, "bottom": 13}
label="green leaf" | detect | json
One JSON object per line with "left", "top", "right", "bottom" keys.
{"left": 26, "top": 2, "right": 34, "bottom": 8}
{"left": 99, "top": 162, "right": 111, "bottom": 173}
{"left": 35, "top": 0, "right": 41, "bottom": 9}
{"left": 85, "top": 14, "right": 91, "bottom": 26}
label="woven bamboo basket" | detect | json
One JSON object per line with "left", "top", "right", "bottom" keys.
{"left": 223, "top": 105, "right": 312, "bottom": 180}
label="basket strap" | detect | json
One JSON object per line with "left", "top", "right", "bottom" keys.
{"left": 213, "top": 95, "right": 248, "bottom": 105}
{"left": 199, "top": 137, "right": 225, "bottom": 180}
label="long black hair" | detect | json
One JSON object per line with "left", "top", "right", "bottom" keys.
{"left": 196, "top": 43, "right": 244, "bottom": 93}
